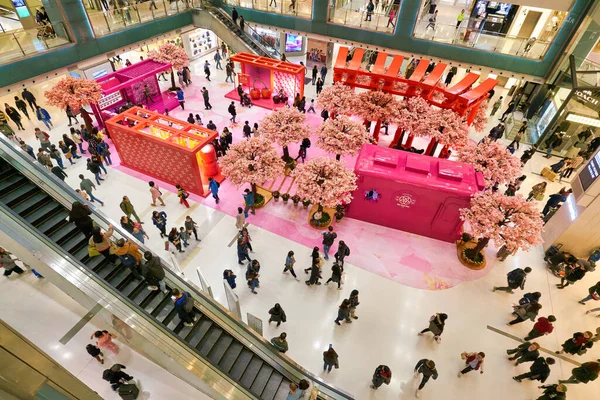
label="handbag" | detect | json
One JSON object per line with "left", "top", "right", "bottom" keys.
{"left": 64, "top": 151, "right": 72, "bottom": 159}
{"left": 591, "top": 291, "right": 600, "bottom": 300}
{"left": 534, "top": 192, "right": 544, "bottom": 201}
{"left": 460, "top": 352, "right": 468, "bottom": 360}
{"left": 88, "top": 243, "right": 100, "bottom": 257}
{"left": 164, "top": 240, "right": 169, "bottom": 251}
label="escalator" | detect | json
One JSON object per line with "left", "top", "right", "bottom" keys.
{"left": 0, "top": 156, "right": 347, "bottom": 400}
{"left": 192, "top": 7, "right": 281, "bottom": 59}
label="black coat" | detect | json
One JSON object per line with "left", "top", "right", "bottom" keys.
{"left": 528, "top": 357, "right": 551, "bottom": 383}
{"left": 268, "top": 306, "right": 286, "bottom": 322}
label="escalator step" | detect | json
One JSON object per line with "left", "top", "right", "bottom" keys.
{"left": 161, "top": 305, "right": 178, "bottom": 326}
{"left": 106, "top": 264, "right": 130, "bottom": 286}
{"left": 58, "top": 231, "right": 86, "bottom": 254}
{"left": 143, "top": 290, "right": 168, "bottom": 312}
{"left": 24, "top": 201, "right": 64, "bottom": 225}
{"left": 240, "top": 356, "right": 263, "bottom": 389}
{"left": 0, "top": 183, "right": 39, "bottom": 206}
{"left": 274, "top": 379, "right": 292, "bottom": 400}
{"left": 250, "top": 364, "right": 275, "bottom": 397}
{"left": 85, "top": 256, "right": 110, "bottom": 272}
{"left": 132, "top": 285, "right": 157, "bottom": 306}
{"left": 72, "top": 244, "right": 90, "bottom": 261}
{"left": 11, "top": 192, "right": 51, "bottom": 215}
{"left": 229, "top": 349, "right": 254, "bottom": 381}
{"left": 207, "top": 334, "right": 233, "bottom": 365}
{"left": 48, "top": 222, "right": 79, "bottom": 244}
{"left": 174, "top": 317, "right": 194, "bottom": 337}
{"left": 261, "top": 372, "right": 284, "bottom": 400}
{"left": 118, "top": 274, "right": 144, "bottom": 297}
{"left": 96, "top": 262, "right": 121, "bottom": 280}
{"left": 127, "top": 281, "right": 152, "bottom": 301}
{"left": 197, "top": 326, "right": 223, "bottom": 356}
{"left": 0, "top": 173, "right": 27, "bottom": 193}
{"left": 218, "top": 341, "right": 244, "bottom": 373}
{"left": 186, "top": 317, "right": 212, "bottom": 348}
{"left": 36, "top": 210, "right": 69, "bottom": 234}
{"left": 153, "top": 299, "right": 174, "bottom": 321}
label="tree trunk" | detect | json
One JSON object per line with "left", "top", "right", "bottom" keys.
{"left": 80, "top": 107, "right": 94, "bottom": 135}
{"left": 170, "top": 68, "right": 177, "bottom": 90}
{"left": 317, "top": 203, "right": 323, "bottom": 212}
{"left": 372, "top": 119, "right": 382, "bottom": 142}
{"left": 473, "top": 237, "right": 490, "bottom": 256}
{"left": 282, "top": 145, "right": 290, "bottom": 161}
{"left": 405, "top": 133, "right": 415, "bottom": 148}
{"left": 438, "top": 144, "right": 449, "bottom": 158}
{"left": 251, "top": 182, "right": 257, "bottom": 197}
{"left": 390, "top": 127, "right": 403, "bottom": 148}
{"left": 425, "top": 138, "right": 438, "bottom": 156}
{"left": 336, "top": 154, "right": 341, "bottom": 161}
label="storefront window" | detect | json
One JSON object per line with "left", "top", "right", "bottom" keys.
{"left": 182, "top": 28, "right": 218, "bottom": 60}
{"left": 223, "top": 0, "right": 313, "bottom": 20}
{"left": 328, "top": 0, "right": 401, "bottom": 33}
{"left": 412, "top": 0, "right": 567, "bottom": 60}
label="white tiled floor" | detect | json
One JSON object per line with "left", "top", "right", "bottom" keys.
{"left": 3, "top": 55, "right": 600, "bottom": 399}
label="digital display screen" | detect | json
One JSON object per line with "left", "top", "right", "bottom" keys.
{"left": 579, "top": 155, "right": 600, "bottom": 191}
{"left": 285, "top": 34, "right": 303, "bottom": 53}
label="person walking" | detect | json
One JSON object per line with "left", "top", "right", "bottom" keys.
{"left": 371, "top": 365, "right": 391, "bottom": 389}
{"left": 35, "top": 127, "right": 51, "bottom": 151}
{"left": 86, "top": 344, "right": 104, "bottom": 364}
{"left": 311, "top": 65, "right": 318, "bottom": 85}
{"left": 175, "top": 184, "right": 190, "bottom": 208}
{"left": 270, "top": 332, "right": 288, "bottom": 353}
{"left": 499, "top": 100, "right": 516, "bottom": 122}
{"left": 62, "top": 134, "right": 80, "bottom": 158}
{"left": 334, "top": 299, "right": 351, "bottom": 325}
{"left": 79, "top": 174, "right": 104, "bottom": 205}
{"left": 148, "top": 181, "right": 166, "bottom": 206}
{"left": 243, "top": 120, "right": 251, "bottom": 139}
{"left": 91, "top": 330, "right": 119, "bottom": 355}
{"left": 490, "top": 96, "right": 503, "bottom": 116}
{"left": 65, "top": 105, "right": 79, "bottom": 126}
{"left": 426, "top": 10, "right": 438, "bottom": 31}
{"left": 203, "top": 60, "right": 211, "bottom": 81}
{"left": 325, "top": 262, "right": 343, "bottom": 289}
{"left": 70, "top": 127, "right": 86, "bottom": 154}
{"left": 235, "top": 207, "right": 246, "bottom": 230}
{"left": 237, "top": 235, "right": 251, "bottom": 265}
{"left": 243, "top": 188, "right": 256, "bottom": 216}
{"left": 513, "top": 357, "right": 555, "bottom": 383}
{"left": 558, "top": 361, "right": 600, "bottom": 385}
{"left": 208, "top": 177, "right": 220, "bottom": 204}
{"left": 557, "top": 262, "right": 588, "bottom": 289}
{"left": 176, "top": 88, "right": 185, "bottom": 110}
{"left": 320, "top": 65, "right": 327, "bottom": 82}
{"left": 86, "top": 158, "right": 103, "bottom": 185}
{"left": 151, "top": 211, "right": 167, "bottom": 238}
{"left": 456, "top": 9, "right": 465, "bottom": 28}
{"left": 508, "top": 302, "right": 542, "bottom": 326}
{"left": 414, "top": 359, "right": 438, "bottom": 398}
{"left": 213, "top": 51, "right": 222, "bottom": 70}
{"left": 579, "top": 281, "right": 600, "bottom": 305}
{"left": 365, "top": 0, "right": 375, "bottom": 21}
{"left": 35, "top": 105, "right": 52, "bottom": 130}
{"left": 168, "top": 227, "right": 184, "bottom": 253}
{"left": 316, "top": 77, "right": 324, "bottom": 95}
{"left": 120, "top": 216, "right": 148, "bottom": 243}
{"left": 305, "top": 255, "right": 322, "bottom": 286}
{"left": 323, "top": 345, "right": 339, "bottom": 373}
{"left": 556, "top": 331, "right": 594, "bottom": 356}
{"left": 524, "top": 315, "right": 556, "bottom": 341}
{"left": 14, "top": 96, "right": 29, "bottom": 120}
{"left": 68, "top": 201, "right": 94, "bottom": 239}
{"left": 225, "top": 62, "right": 236, "bottom": 83}
{"left": 201, "top": 87, "right": 212, "bottom": 110}
{"left": 184, "top": 216, "right": 200, "bottom": 241}
{"left": 49, "top": 144, "right": 66, "bottom": 169}
{"left": 231, "top": 6, "right": 238, "bottom": 25}
{"left": 50, "top": 165, "right": 68, "bottom": 181}
{"left": 387, "top": 8, "right": 396, "bottom": 28}
{"left": 119, "top": 196, "right": 142, "bottom": 223}
{"left": 4, "top": 103, "right": 23, "bottom": 130}
{"left": 535, "top": 384, "right": 567, "bottom": 400}
{"left": 560, "top": 153, "right": 585, "bottom": 181}
{"left": 0, "top": 247, "right": 26, "bottom": 277}
{"left": 36, "top": 148, "right": 53, "bottom": 170}
{"left": 283, "top": 251, "right": 300, "bottom": 281}
{"left": 528, "top": 182, "right": 547, "bottom": 201}
{"left": 334, "top": 240, "right": 350, "bottom": 267}
{"left": 224, "top": 269, "right": 237, "bottom": 289}
{"left": 22, "top": 88, "right": 37, "bottom": 111}
{"left": 228, "top": 101, "right": 237, "bottom": 123}
{"left": 458, "top": 352, "right": 485, "bottom": 377}
{"left": 102, "top": 363, "right": 134, "bottom": 391}
{"left": 493, "top": 266, "right": 532, "bottom": 293}
{"left": 171, "top": 288, "right": 197, "bottom": 327}
{"left": 507, "top": 342, "right": 540, "bottom": 365}
{"left": 418, "top": 313, "right": 447, "bottom": 343}
{"left": 268, "top": 303, "right": 286, "bottom": 327}
{"left": 20, "top": 141, "right": 35, "bottom": 159}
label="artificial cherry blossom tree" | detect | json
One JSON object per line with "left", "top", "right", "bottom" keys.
{"left": 353, "top": 90, "right": 403, "bottom": 141}
{"left": 460, "top": 191, "right": 544, "bottom": 259}
{"left": 218, "top": 137, "right": 285, "bottom": 197}
{"left": 471, "top": 101, "right": 489, "bottom": 133}
{"left": 293, "top": 157, "right": 357, "bottom": 218}
{"left": 260, "top": 107, "right": 311, "bottom": 161}
{"left": 425, "top": 108, "right": 470, "bottom": 156}
{"left": 148, "top": 43, "right": 189, "bottom": 90}
{"left": 316, "top": 82, "right": 355, "bottom": 118}
{"left": 316, "top": 116, "right": 370, "bottom": 160}
{"left": 457, "top": 138, "right": 522, "bottom": 186}
{"left": 44, "top": 76, "right": 102, "bottom": 134}
{"left": 392, "top": 97, "right": 438, "bottom": 148}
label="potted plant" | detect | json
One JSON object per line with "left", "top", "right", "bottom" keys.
{"left": 292, "top": 195, "right": 300, "bottom": 206}
{"left": 272, "top": 190, "right": 280, "bottom": 202}
{"left": 281, "top": 193, "right": 290, "bottom": 203}
{"left": 302, "top": 199, "right": 311, "bottom": 209}
{"left": 335, "top": 209, "right": 345, "bottom": 222}
{"left": 459, "top": 232, "right": 473, "bottom": 246}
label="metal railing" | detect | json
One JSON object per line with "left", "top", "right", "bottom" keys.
{"left": 223, "top": 0, "right": 312, "bottom": 20}
{"left": 328, "top": 7, "right": 396, "bottom": 33}
{"left": 0, "top": 134, "right": 354, "bottom": 400}
{"left": 0, "top": 22, "right": 71, "bottom": 66}
{"left": 412, "top": 19, "right": 552, "bottom": 60}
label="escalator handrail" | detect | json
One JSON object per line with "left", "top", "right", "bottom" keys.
{"left": 0, "top": 136, "right": 354, "bottom": 399}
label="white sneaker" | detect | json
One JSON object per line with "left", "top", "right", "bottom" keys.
{"left": 457, "top": 371, "right": 462, "bottom": 378}
{"left": 147, "top": 285, "right": 158, "bottom": 291}
{"left": 415, "top": 389, "right": 421, "bottom": 398}
{"left": 183, "top": 322, "right": 194, "bottom": 327}
{"left": 434, "top": 336, "right": 441, "bottom": 343}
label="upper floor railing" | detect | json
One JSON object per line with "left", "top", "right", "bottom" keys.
{"left": 0, "top": 21, "right": 71, "bottom": 66}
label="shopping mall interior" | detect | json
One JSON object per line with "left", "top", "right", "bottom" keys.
{"left": 1, "top": 0, "right": 600, "bottom": 399}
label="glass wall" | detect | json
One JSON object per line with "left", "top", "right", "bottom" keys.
{"left": 413, "top": 0, "right": 567, "bottom": 60}
{"left": 223, "top": 0, "right": 313, "bottom": 20}
{"left": 82, "top": 0, "right": 202, "bottom": 37}
{"left": 328, "top": 0, "right": 401, "bottom": 33}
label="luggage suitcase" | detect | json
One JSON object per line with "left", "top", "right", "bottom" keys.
{"left": 544, "top": 243, "right": 563, "bottom": 261}
{"left": 118, "top": 383, "right": 140, "bottom": 400}
{"left": 541, "top": 166, "right": 556, "bottom": 182}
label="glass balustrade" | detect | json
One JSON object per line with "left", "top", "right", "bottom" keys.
{"left": 0, "top": 22, "right": 71, "bottom": 66}
{"left": 223, "top": 0, "right": 313, "bottom": 20}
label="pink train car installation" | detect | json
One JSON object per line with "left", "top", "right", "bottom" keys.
{"left": 346, "top": 145, "right": 485, "bottom": 243}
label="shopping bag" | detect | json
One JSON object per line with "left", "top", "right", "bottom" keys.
{"left": 164, "top": 241, "right": 169, "bottom": 251}
{"left": 88, "top": 244, "right": 100, "bottom": 257}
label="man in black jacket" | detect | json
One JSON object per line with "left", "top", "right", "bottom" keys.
{"left": 22, "top": 88, "right": 37, "bottom": 111}
{"left": 228, "top": 101, "right": 237, "bottom": 123}
{"left": 513, "top": 357, "right": 554, "bottom": 383}
{"left": 201, "top": 87, "right": 212, "bottom": 110}
{"left": 231, "top": 7, "right": 238, "bottom": 25}
{"left": 536, "top": 384, "right": 567, "bottom": 400}
{"left": 493, "top": 267, "right": 531, "bottom": 293}
{"left": 142, "top": 251, "right": 168, "bottom": 293}
{"left": 335, "top": 241, "right": 350, "bottom": 267}
{"left": 414, "top": 359, "right": 438, "bottom": 397}
{"left": 507, "top": 342, "right": 540, "bottom": 365}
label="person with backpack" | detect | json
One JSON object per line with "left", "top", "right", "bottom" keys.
{"left": 86, "top": 344, "right": 104, "bottom": 364}
{"left": 270, "top": 332, "right": 288, "bottom": 353}
{"left": 418, "top": 313, "right": 447, "bottom": 343}
{"left": 102, "top": 363, "right": 134, "bottom": 391}
{"left": 508, "top": 302, "right": 542, "bottom": 326}
{"left": 535, "top": 384, "right": 567, "bottom": 400}
{"left": 579, "top": 281, "right": 600, "bottom": 305}
{"left": 224, "top": 269, "right": 237, "bottom": 289}
{"left": 557, "top": 262, "right": 588, "bottom": 289}
{"left": 175, "top": 184, "right": 190, "bottom": 208}
{"left": 321, "top": 226, "right": 337, "bottom": 260}
{"left": 323, "top": 345, "right": 339, "bottom": 373}
{"left": 334, "top": 299, "right": 351, "bottom": 325}
{"left": 559, "top": 360, "right": 600, "bottom": 385}
{"left": 142, "top": 251, "right": 168, "bottom": 293}
{"left": 228, "top": 101, "right": 237, "bottom": 124}
{"left": 371, "top": 365, "right": 392, "bottom": 389}
{"left": 414, "top": 359, "right": 438, "bottom": 397}
{"left": 171, "top": 288, "right": 197, "bottom": 327}
{"left": 243, "top": 188, "right": 256, "bottom": 216}
{"left": 325, "top": 262, "right": 343, "bottom": 289}
{"left": 97, "top": 139, "right": 112, "bottom": 165}
{"left": 113, "top": 238, "right": 143, "bottom": 280}
{"left": 507, "top": 342, "right": 540, "bottom": 365}
{"left": 518, "top": 291, "right": 541, "bottom": 306}
{"left": 335, "top": 241, "right": 350, "bottom": 267}
{"left": 283, "top": 250, "right": 299, "bottom": 280}
{"left": 513, "top": 357, "right": 555, "bottom": 383}
{"left": 208, "top": 177, "right": 220, "bottom": 204}
{"left": 151, "top": 210, "right": 167, "bottom": 238}
{"left": 556, "top": 331, "right": 594, "bottom": 356}
{"left": 493, "top": 267, "right": 532, "bottom": 294}
{"left": 268, "top": 303, "right": 286, "bottom": 327}
{"left": 524, "top": 315, "right": 556, "bottom": 340}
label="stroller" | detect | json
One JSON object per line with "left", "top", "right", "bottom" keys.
{"left": 36, "top": 22, "right": 56, "bottom": 40}
{"left": 241, "top": 93, "right": 253, "bottom": 108}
